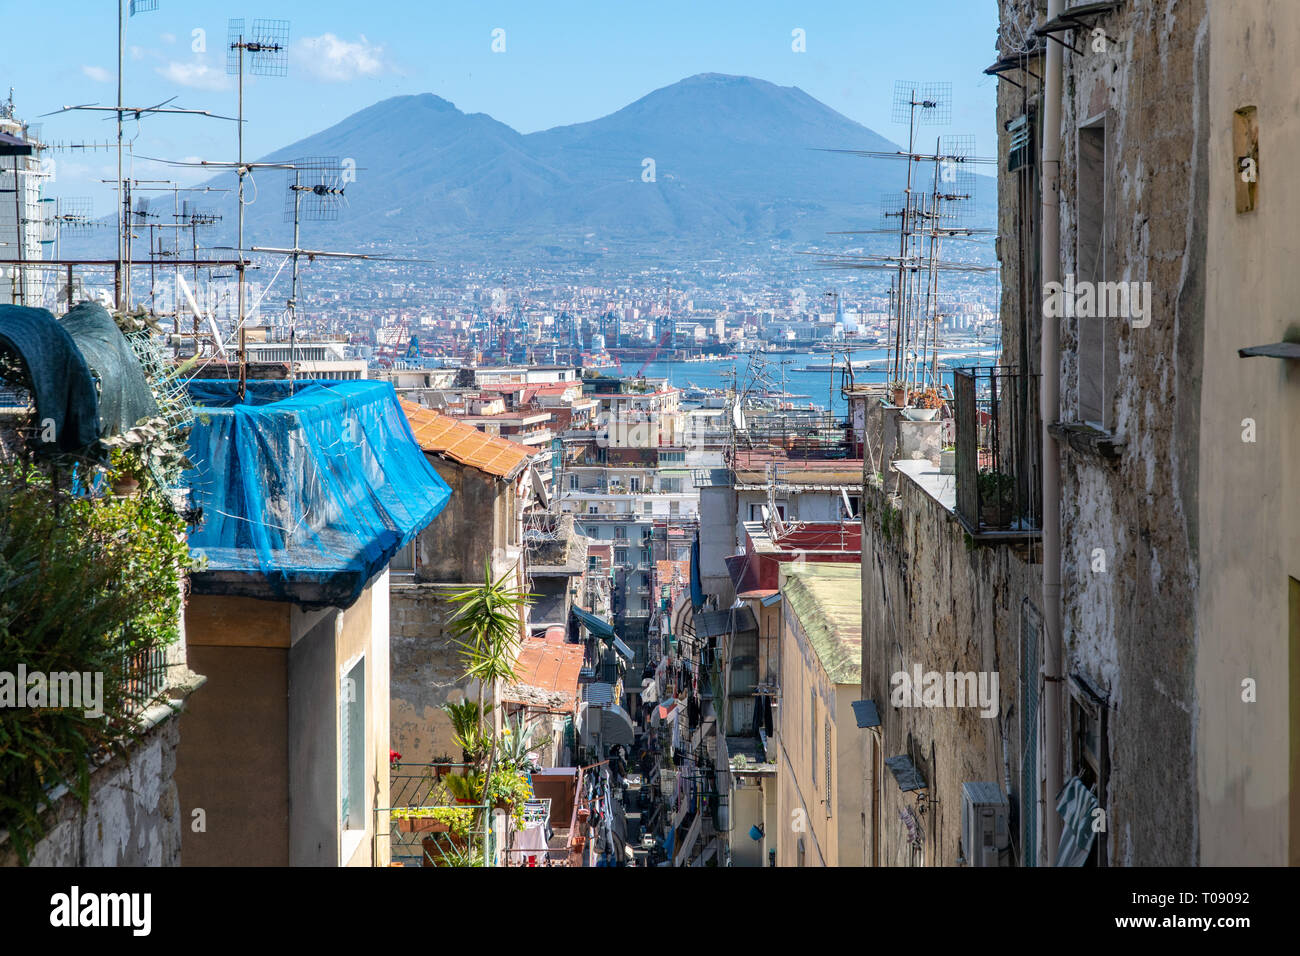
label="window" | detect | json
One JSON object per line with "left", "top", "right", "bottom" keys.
{"left": 588, "top": 555, "right": 600, "bottom": 571}
{"left": 1068, "top": 673, "right": 1109, "bottom": 866}
{"left": 1077, "top": 116, "right": 1118, "bottom": 430}
{"left": 670, "top": 500, "right": 680, "bottom": 515}
{"left": 340, "top": 658, "right": 366, "bottom": 831}
{"left": 810, "top": 690, "right": 817, "bottom": 788}
{"left": 615, "top": 548, "right": 628, "bottom": 565}
{"left": 588, "top": 505, "right": 598, "bottom": 515}
{"left": 568, "top": 474, "right": 579, "bottom": 491}
{"left": 614, "top": 526, "right": 627, "bottom": 540}
{"left": 661, "top": 450, "right": 685, "bottom": 464}
{"left": 824, "top": 720, "right": 832, "bottom": 816}
{"left": 642, "top": 502, "right": 652, "bottom": 515}
{"left": 629, "top": 476, "right": 641, "bottom": 493}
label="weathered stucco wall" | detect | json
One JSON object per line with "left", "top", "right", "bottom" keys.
{"left": 1, "top": 712, "right": 184, "bottom": 867}
{"left": 1050, "top": 0, "right": 1207, "bottom": 866}
{"left": 417, "top": 462, "right": 506, "bottom": 584}
{"left": 1197, "top": 0, "right": 1300, "bottom": 865}
{"left": 390, "top": 583, "right": 463, "bottom": 765}
{"left": 859, "top": 471, "right": 1038, "bottom": 867}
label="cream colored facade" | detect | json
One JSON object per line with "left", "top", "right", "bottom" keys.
{"left": 774, "top": 563, "right": 866, "bottom": 867}
{"left": 177, "top": 571, "right": 392, "bottom": 867}
{"left": 1197, "top": 0, "right": 1300, "bottom": 865}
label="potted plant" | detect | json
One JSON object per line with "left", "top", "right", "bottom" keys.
{"left": 428, "top": 754, "right": 455, "bottom": 779}
{"left": 888, "top": 380, "right": 906, "bottom": 407}
{"left": 902, "top": 388, "right": 944, "bottom": 421}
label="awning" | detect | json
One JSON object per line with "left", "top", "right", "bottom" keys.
{"left": 602, "top": 704, "right": 636, "bottom": 748}
{"left": 693, "top": 606, "right": 758, "bottom": 640}
{"left": 1053, "top": 776, "right": 1099, "bottom": 866}
{"left": 760, "top": 592, "right": 783, "bottom": 607}
{"left": 851, "top": 699, "right": 881, "bottom": 729}
{"left": 612, "top": 636, "right": 634, "bottom": 661}
{"left": 582, "top": 682, "right": 615, "bottom": 706}
{"left": 572, "top": 604, "right": 615, "bottom": 640}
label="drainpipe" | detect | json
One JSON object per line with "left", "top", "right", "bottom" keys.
{"left": 1040, "top": 0, "right": 1065, "bottom": 865}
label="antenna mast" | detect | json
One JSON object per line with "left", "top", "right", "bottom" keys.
{"left": 227, "top": 16, "right": 289, "bottom": 400}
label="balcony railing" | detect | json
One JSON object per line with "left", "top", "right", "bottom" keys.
{"left": 376, "top": 763, "right": 491, "bottom": 867}
{"left": 122, "top": 642, "right": 169, "bottom": 715}
{"left": 953, "top": 366, "right": 1041, "bottom": 536}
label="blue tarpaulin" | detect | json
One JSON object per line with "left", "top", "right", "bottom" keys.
{"left": 0, "top": 304, "right": 100, "bottom": 452}
{"left": 184, "top": 379, "right": 451, "bottom": 607}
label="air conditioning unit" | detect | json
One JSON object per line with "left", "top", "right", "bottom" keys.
{"left": 960, "top": 782, "right": 1009, "bottom": 867}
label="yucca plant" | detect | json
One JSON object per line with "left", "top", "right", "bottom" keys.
{"left": 446, "top": 562, "right": 532, "bottom": 734}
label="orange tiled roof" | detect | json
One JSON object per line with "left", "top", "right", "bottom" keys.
{"left": 502, "top": 638, "right": 585, "bottom": 712}
{"left": 400, "top": 399, "right": 533, "bottom": 480}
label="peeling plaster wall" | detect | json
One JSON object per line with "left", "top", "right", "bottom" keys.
{"left": 859, "top": 473, "right": 1038, "bottom": 866}
{"left": 389, "top": 583, "right": 463, "bottom": 765}
{"left": 1048, "top": 0, "right": 1208, "bottom": 866}
{"left": 1, "top": 715, "right": 183, "bottom": 867}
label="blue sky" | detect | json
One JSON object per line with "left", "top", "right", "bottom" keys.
{"left": 9, "top": 0, "right": 999, "bottom": 210}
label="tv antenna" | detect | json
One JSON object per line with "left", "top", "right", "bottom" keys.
{"left": 227, "top": 15, "right": 290, "bottom": 399}
{"left": 282, "top": 156, "right": 345, "bottom": 389}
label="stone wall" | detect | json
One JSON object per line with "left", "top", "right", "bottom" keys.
{"left": 860, "top": 469, "right": 1038, "bottom": 867}
{"left": 1, "top": 708, "right": 184, "bottom": 866}
{"left": 1052, "top": 0, "right": 1207, "bottom": 866}
{"left": 390, "top": 582, "right": 464, "bottom": 765}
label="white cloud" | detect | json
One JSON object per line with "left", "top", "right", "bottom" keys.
{"left": 81, "top": 65, "right": 113, "bottom": 84}
{"left": 293, "top": 33, "right": 387, "bottom": 82}
{"left": 160, "top": 32, "right": 176, "bottom": 44}
{"left": 156, "top": 58, "right": 230, "bottom": 92}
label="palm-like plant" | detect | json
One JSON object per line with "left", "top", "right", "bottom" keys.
{"left": 442, "top": 700, "right": 494, "bottom": 766}
{"left": 447, "top": 562, "right": 532, "bottom": 734}
{"left": 498, "top": 714, "right": 552, "bottom": 772}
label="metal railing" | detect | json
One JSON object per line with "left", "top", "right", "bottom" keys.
{"left": 376, "top": 763, "right": 491, "bottom": 867}
{"left": 121, "top": 642, "right": 170, "bottom": 715}
{"left": 953, "top": 366, "right": 1041, "bottom": 535}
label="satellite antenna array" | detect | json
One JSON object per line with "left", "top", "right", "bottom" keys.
{"left": 284, "top": 156, "right": 346, "bottom": 223}
{"left": 227, "top": 18, "right": 290, "bottom": 76}
{"left": 227, "top": 14, "right": 291, "bottom": 398}
{"left": 891, "top": 81, "right": 952, "bottom": 126}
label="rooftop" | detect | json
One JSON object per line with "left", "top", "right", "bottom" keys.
{"left": 781, "top": 563, "right": 862, "bottom": 685}
{"left": 502, "top": 638, "right": 585, "bottom": 713}
{"left": 401, "top": 399, "right": 533, "bottom": 480}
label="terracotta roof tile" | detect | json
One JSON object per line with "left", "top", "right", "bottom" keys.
{"left": 400, "top": 399, "right": 533, "bottom": 479}
{"left": 502, "top": 638, "right": 585, "bottom": 712}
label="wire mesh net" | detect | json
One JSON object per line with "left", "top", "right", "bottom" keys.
{"left": 183, "top": 379, "right": 451, "bottom": 606}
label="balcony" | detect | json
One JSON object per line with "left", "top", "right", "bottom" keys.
{"left": 953, "top": 366, "right": 1041, "bottom": 539}
{"left": 376, "top": 764, "right": 491, "bottom": 867}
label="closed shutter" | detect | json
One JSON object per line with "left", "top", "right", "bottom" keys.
{"left": 824, "top": 721, "right": 832, "bottom": 817}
